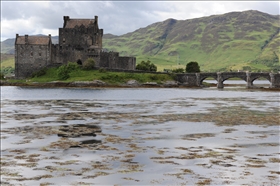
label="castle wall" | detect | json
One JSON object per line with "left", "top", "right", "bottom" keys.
{"left": 118, "top": 57, "right": 136, "bottom": 70}
{"left": 100, "top": 52, "right": 119, "bottom": 69}
{"left": 15, "top": 43, "right": 51, "bottom": 79}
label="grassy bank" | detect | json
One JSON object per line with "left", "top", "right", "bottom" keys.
{"left": 28, "top": 66, "right": 175, "bottom": 84}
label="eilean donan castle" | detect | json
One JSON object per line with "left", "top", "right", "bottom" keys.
{"left": 15, "top": 16, "right": 136, "bottom": 78}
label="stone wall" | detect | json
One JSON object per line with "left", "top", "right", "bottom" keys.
{"left": 15, "top": 44, "right": 51, "bottom": 79}
{"left": 118, "top": 57, "right": 136, "bottom": 70}
{"left": 100, "top": 52, "right": 119, "bottom": 68}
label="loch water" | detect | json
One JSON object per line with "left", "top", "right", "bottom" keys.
{"left": 1, "top": 85, "right": 279, "bottom": 185}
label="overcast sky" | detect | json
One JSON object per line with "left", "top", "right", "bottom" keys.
{"left": 1, "top": 1, "right": 279, "bottom": 41}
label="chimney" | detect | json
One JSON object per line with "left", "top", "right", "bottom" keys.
{"left": 48, "top": 34, "right": 52, "bottom": 43}
{"left": 25, "top": 35, "right": 28, "bottom": 44}
{"left": 95, "top": 16, "right": 98, "bottom": 23}
{"left": 63, "top": 16, "right": 70, "bottom": 28}
{"left": 15, "top": 34, "right": 19, "bottom": 45}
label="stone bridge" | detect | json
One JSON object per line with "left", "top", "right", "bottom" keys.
{"left": 176, "top": 72, "right": 280, "bottom": 88}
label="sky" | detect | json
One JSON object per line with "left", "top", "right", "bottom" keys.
{"left": 1, "top": 1, "right": 279, "bottom": 41}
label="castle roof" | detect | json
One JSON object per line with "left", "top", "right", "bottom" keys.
{"left": 16, "top": 35, "right": 51, "bottom": 45}
{"left": 64, "top": 19, "right": 95, "bottom": 28}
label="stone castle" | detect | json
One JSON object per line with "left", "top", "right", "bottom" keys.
{"left": 15, "top": 16, "right": 136, "bottom": 78}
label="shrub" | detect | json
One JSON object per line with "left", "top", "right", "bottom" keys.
{"left": 172, "top": 68, "right": 185, "bottom": 73}
{"left": 56, "top": 62, "right": 81, "bottom": 80}
{"left": 150, "top": 74, "right": 159, "bottom": 81}
{"left": 98, "top": 68, "right": 107, "bottom": 73}
{"left": 67, "top": 62, "right": 80, "bottom": 71}
{"left": 136, "top": 60, "right": 157, "bottom": 72}
{"left": 31, "top": 68, "right": 47, "bottom": 78}
{"left": 0, "top": 66, "right": 14, "bottom": 76}
{"left": 57, "top": 65, "right": 70, "bottom": 80}
{"left": 186, "top": 61, "right": 200, "bottom": 73}
{"left": 82, "top": 58, "right": 95, "bottom": 70}
{"left": 0, "top": 72, "right": 5, "bottom": 80}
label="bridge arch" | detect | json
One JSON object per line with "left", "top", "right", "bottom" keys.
{"left": 247, "top": 73, "right": 271, "bottom": 88}
{"left": 250, "top": 75, "right": 271, "bottom": 83}
{"left": 199, "top": 77, "right": 218, "bottom": 86}
{"left": 198, "top": 73, "right": 218, "bottom": 86}
{"left": 221, "top": 74, "right": 247, "bottom": 82}
{"left": 217, "top": 72, "right": 247, "bottom": 88}
{"left": 221, "top": 77, "right": 247, "bottom": 88}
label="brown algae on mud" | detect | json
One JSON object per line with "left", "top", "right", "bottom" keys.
{"left": 1, "top": 93, "right": 280, "bottom": 185}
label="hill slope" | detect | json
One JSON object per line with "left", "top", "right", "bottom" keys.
{"left": 1, "top": 10, "right": 279, "bottom": 72}
{"left": 102, "top": 10, "right": 280, "bottom": 71}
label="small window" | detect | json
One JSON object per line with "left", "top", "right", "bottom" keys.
{"left": 63, "top": 38, "right": 65, "bottom": 43}
{"left": 30, "top": 52, "right": 33, "bottom": 57}
{"left": 39, "top": 53, "right": 41, "bottom": 57}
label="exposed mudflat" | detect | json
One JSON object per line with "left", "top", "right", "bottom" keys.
{"left": 1, "top": 87, "right": 279, "bottom": 185}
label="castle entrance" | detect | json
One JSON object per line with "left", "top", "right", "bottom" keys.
{"left": 77, "top": 59, "right": 82, "bottom": 65}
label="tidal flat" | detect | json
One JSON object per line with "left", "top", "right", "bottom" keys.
{"left": 1, "top": 87, "right": 279, "bottom": 185}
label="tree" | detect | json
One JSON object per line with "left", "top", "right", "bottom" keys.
{"left": 186, "top": 61, "right": 200, "bottom": 73}
{"left": 136, "top": 60, "right": 157, "bottom": 72}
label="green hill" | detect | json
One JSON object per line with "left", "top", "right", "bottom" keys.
{"left": 1, "top": 10, "right": 279, "bottom": 73}
{"left": 102, "top": 10, "right": 280, "bottom": 72}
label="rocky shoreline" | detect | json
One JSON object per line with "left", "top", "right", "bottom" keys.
{"left": 1, "top": 80, "right": 280, "bottom": 91}
{"left": 0, "top": 80, "right": 195, "bottom": 88}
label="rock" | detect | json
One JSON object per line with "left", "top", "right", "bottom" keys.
{"left": 81, "top": 133, "right": 97, "bottom": 137}
{"left": 163, "top": 81, "right": 178, "bottom": 87}
{"left": 92, "top": 80, "right": 106, "bottom": 85}
{"left": 142, "top": 82, "right": 158, "bottom": 86}
{"left": 126, "top": 80, "right": 139, "bottom": 86}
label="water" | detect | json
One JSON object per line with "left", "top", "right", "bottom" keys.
{"left": 1, "top": 86, "right": 279, "bottom": 185}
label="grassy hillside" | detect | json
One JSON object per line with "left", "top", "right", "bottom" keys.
{"left": 0, "top": 53, "right": 15, "bottom": 76}
{"left": 102, "top": 10, "right": 280, "bottom": 72}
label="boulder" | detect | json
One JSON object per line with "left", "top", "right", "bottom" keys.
{"left": 92, "top": 80, "right": 106, "bottom": 85}
{"left": 142, "top": 82, "right": 158, "bottom": 86}
{"left": 163, "top": 81, "right": 178, "bottom": 87}
{"left": 126, "top": 80, "right": 139, "bottom": 86}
